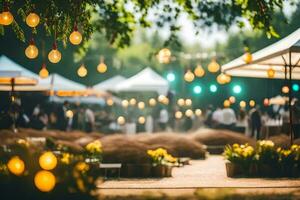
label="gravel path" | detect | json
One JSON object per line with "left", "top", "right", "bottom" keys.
{"left": 98, "top": 155, "right": 300, "bottom": 189}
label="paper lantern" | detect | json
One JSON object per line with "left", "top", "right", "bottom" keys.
{"left": 185, "top": 98, "right": 192, "bottom": 106}
{"left": 175, "top": 111, "right": 183, "bottom": 119}
{"left": 157, "top": 48, "right": 171, "bottom": 64}
{"left": 0, "top": 11, "right": 14, "bottom": 25}
{"left": 223, "top": 100, "right": 230, "bottom": 108}
{"left": 138, "top": 116, "right": 145, "bottom": 124}
{"left": 149, "top": 98, "right": 157, "bottom": 106}
{"left": 77, "top": 64, "right": 87, "bottom": 77}
{"left": 129, "top": 98, "right": 137, "bottom": 106}
{"left": 267, "top": 68, "right": 275, "bottom": 78}
{"left": 25, "top": 40, "right": 39, "bottom": 59}
{"left": 195, "top": 109, "right": 202, "bottom": 116}
{"left": 243, "top": 52, "right": 252, "bottom": 64}
{"left": 194, "top": 64, "right": 205, "bottom": 77}
{"left": 26, "top": 12, "right": 40, "bottom": 27}
{"left": 121, "top": 100, "right": 129, "bottom": 108}
{"left": 39, "top": 151, "right": 57, "bottom": 170}
{"left": 138, "top": 101, "right": 145, "bottom": 109}
{"left": 117, "top": 116, "right": 125, "bottom": 125}
{"left": 48, "top": 44, "right": 61, "bottom": 63}
{"left": 282, "top": 86, "right": 289, "bottom": 94}
{"left": 34, "top": 170, "right": 56, "bottom": 192}
{"left": 7, "top": 156, "right": 25, "bottom": 176}
{"left": 185, "top": 109, "right": 193, "bottom": 117}
{"left": 177, "top": 98, "right": 185, "bottom": 106}
{"left": 184, "top": 70, "right": 195, "bottom": 82}
{"left": 208, "top": 58, "right": 220, "bottom": 73}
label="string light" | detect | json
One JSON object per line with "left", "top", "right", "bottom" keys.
{"left": 149, "top": 98, "right": 157, "bottom": 106}
{"left": 7, "top": 156, "right": 25, "bottom": 176}
{"left": 208, "top": 58, "right": 220, "bottom": 73}
{"left": 185, "top": 98, "right": 192, "bottom": 106}
{"left": 39, "top": 151, "right": 57, "bottom": 170}
{"left": 282, "top": 86, "right": 289, "bottom": 94}
{"left": 117, "top": 116, "right": 126, "bottom": 125}
{"left": 25, "top": 39, "right": 39, "bottom": 59}
{"left": 239, "top": 101, "right": 246, "bottom": 108}
{"left": 195, "top": 109, "right": 202, "bottom": 116}
{"left": 177, "top": 98, "right": 185, "bottom": 106}
{"left": 129, "top": 98, "right": 137, "bottom": 106}
{"left": 121, "top": 100, "right": 129, "bottom": 108}
{"left": 157, "top": 48, "right": 171, "bottom": 64}
{"left": 66, "top": 110, "right": 74, "bottom": 118}
{"left": 249, "top": 100, "right": 256, "bottom": 107}
{"left": 223, "top": 100, "right": 230, "bottom": 107}
{"left": 184, "top": 69, "right": 195, "bottom": 82}
{"left": 263, "top": 98, "right": 269, "bottom": 106}
{"left": 77, "top": 64, "right": 87, "bottom": 77}
{"left": 106, "top": 98, "right": 114, "bottom": 106}
{"left": 138, "top": 116, "right": 146, "bottom": 124}
{"left": 0, "top": 10, "right": 14, "bottom": 26}
{"left": 26, "top": 12, "right": 40, "bottom": 28}
{"left": 34, "top": 170, "right": 56, "bottom": 192}
{"left": 185, "top": 109, "right": 193, "bottom": 117}
{"left": 48, "top": 43, "right": 61, "bottom": 63}
{"left": 39, "top": 63, "right": 49, "bottom": 79}
{"left": 138, "top": 101, "right": 145, "bottom": 109}
{"left": 243, "top": 52, "right": 252, "bottom": 64}
{"left": 229, "top": 96, "right": 236, "bottom": 104}
{"left": 217, "top": 73, "right": 228, "bottom": 85}
{"left": 97, "top": 57, "right": 107, "bottom": 73}
{"left": 69, "top": 24, "right": 82, "bottom": 45}
{"left": 194, "top": 64, "right": 205, "bottom": 77}
{"left": 175, "top": 111, "right": 183, "bottom": 119}
{"left": 267, "top": 67, "right": 275, "bottom": 78}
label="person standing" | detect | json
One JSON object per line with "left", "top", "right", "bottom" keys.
{"left": 57, "top": 101, "right": 69, "bottom": 131}
{"left": 250, "top": 105, "right": 262, "bottom": 140}
{"left": 85, "top": 107, "right": 95, "bottom": 133}
{"left": 221, "top": 105, "right": 237, "bottom": 130}
{"left": 159, "top": 108, "right": 169, "bottom": 131}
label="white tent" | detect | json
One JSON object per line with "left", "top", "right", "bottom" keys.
{"left": 93, "top": 75, "right": 126, "bottom": 92}
{"left": 222, "top": 28, "right": 300, "bottom": 79}
{"left": 115, "top": 67, "right": 169, "bottom": 95}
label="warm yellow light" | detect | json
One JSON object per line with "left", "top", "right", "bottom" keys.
{"left": 229, "top": 96, "right": 236, "bottom": 104}
{"left": 25, "top": 42, "right": 39, "bottom": 59}
{"left": 117, "top": 116, "right": 125, "bottom": 125}
{"left": 243, "top": 52, "right": 252, "bottom": 64}
{"left": 26, "top": 12, "right": 40, "bottom": 27}
{"left": 162, "top": 97, "right": 169, "bottom": 105}
{"left": 157, "top": 48, "right": 171, "bottom": 64}
{"left": 7, "top": 156, "right": 25, "bottom": 176}
{"left": 138, "top": 116, "right": 146, "bottom": 124}
{"left": 217, "top": 73, "right": 229, "bottom": 85}
{"left": 121, "top": 100, "right": 129, "bottom": 108}
{"left": 185, "top": 109, "right": 193, "bottom": 117}
{"left": 48, "top": 47, "right": 61, "bottom": 63}
{"left": 149, "top": 98, "right": 157, "bottom": 106}
{"left": 138, "top": 101, "right": 145, "bottom": 109}
{"left": 158, "top": 95, "right": 166, "bottom": 102}
{"left": 34, "top": 170, "right": 56, "bottom": 192}
{"left": 195, "top": 109, "right": 202, "bottom": 116}
{"left": 208, "top": 58, "right": 220, "bottom": 73}
{"left": 129, "top": 98, "right": 137, "bottom": 106}
{"left": 225, "top": 74, "right": 231, "bottom": 83}
{"left": 175, "top": 111, "right": 183, "bottom": 119}
{"left": 39, "top": 151, "right": 57, "bottom": 170}
{"left": 97, "top": 62, "right": 107, "bottom": 73}
{"left": 177, "top": 98, "right": 185, "bottom": 106}
{"left": 69, "top": 31, "right": 82, "bottom": 45}
{"left": 39, "top": 66, "right": 49, "bottom": 79}
{"left": 106, "top": 98, "right": 114, "bottom": 106}
{"left": 263, "top": 98, "right": 269, "bottom": 106}
{"left": 77, "top": 64, "right": 87, "bottom": 77}
{"left": 223, "top": 100, "right": 231, "bottom": 108}
{"left": 184, "top": 70, "right": 195, "bottom": 82}
{"left": 66, "top": 110, "right": 73, "bottom": 118}
{"left": 249, "top": 100, "right": 256, "bottom": 107}
{"left": 239, "top": 101, "right": 246, "bottom": 108}
{"left": 185, "top": 98, "right": 192, "bottom": 106}
{"left": 194, "top": 64, "right": 205, "bottom": 77}
{"left": 0, "top": 11, "right": 14, "bottom": 26}
{"left": 282, "top": 86, "right": 289, "bottom": 94}
{"left": 267, "top": 67, "right": 275, "bottom": 78}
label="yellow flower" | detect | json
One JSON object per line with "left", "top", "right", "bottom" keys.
{"left": 75, "top": 162, "right": 89, "bottom": 172}
{"left": 17, "top": 139, "right": 30, "bottom": 147}
{"left": 232, "top": 143, "right": 239, "bottom": 149}
{"left": 61, "top": 153, "right": 72, "bottom": 164}
{"left": 85, "top": 140, "right": 102, "bottom": 154}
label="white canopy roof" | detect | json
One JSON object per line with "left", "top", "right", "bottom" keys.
{"left": 222, "top": 28, "right": 300, "bottom": 79}
{"left": 115, "top": 67, "right": 169, "bottom": 95}
{"left": 93, "top": 75, "right": 126, "bottom": 92}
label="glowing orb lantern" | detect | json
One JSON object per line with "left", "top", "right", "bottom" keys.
{"left": 239, "top": 101, "right": 246, "bottom": 108}
{"left": 208, "top": 58, "right": 220, "bottom": 73}
{"left": 117, "top": 116, "right": 125, "bottom": 125}
{"left": 77, "top": 64, "right": 87, "bottom": 77}
{"left": 184, "top": 69, "right": 195, "bottom": 82}
{"left": 39, "top": 151, "right": 57, "bottom": 170}
{"left": 195, "top": 109, "right": 202, "bottom": 116}
{"left": 243, "top": 52, "right": 252, "bottom": 64}
{"left": 26, "top": 12, "right": 40, "bottom": 28}
{"left": 25, "top": 39, "right": 39, "bottom": 59}
{"left": 177, "top": 98, "right": 185, "bottom": 106}
{"left": 267, "top": 68, "right": 275, "bottom": 78}
{"left": 149, "top": 98, "right": 157, "bottom": 106}
{"left": 194, "top": 64, "right": 205, "bottom": 77}
{"left": 282, "top": 86, "right": 289, "bottom": 94}
{"left": 48, "top": 43, "right": 61, "bottom": 63}
{"left": 138, "top": 116, "right": 146, "bottom": 124}
{"left": 34, "top": 170, "right": 56, "bottom": 192}
{"left": 7, "top": 156, "right": 25, "bottom": 176}
{"left": 157, "top": 48, "right": 171, "bottom": 64}
{"left": 39, "top": 63, "right": 49, "bottom": 79}
{"left": 0, "top": 11, "right": 14, "bottom": 25}
{"left": 175, "top": 111, "right": 183, "bottom": 119}
{"left": 223, "top": 100, "right": 230, "bottom": 108}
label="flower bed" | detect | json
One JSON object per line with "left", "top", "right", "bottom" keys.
{"left": 224, "top": 140, "right": 300, "bottom": 177}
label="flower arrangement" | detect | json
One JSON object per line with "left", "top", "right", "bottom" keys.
{"left": 224, "top": 140, "right": 300, "bottom": 177}
{"left": 85, "top": 140, "right": 103, "bottom": 163}
{"left": 147, "top": 148, "right": 178, "bottom": 166}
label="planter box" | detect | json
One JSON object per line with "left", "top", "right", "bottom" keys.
{"left": 152, "top": 165, "right": 165, "bottom": 177}
{"left": 121, "top": 164, "right": 152, "bottom": 177}
{"left": 225, "top": 162, "right": 243, "bottom": 177}
{"left": 164, "top": 165, "right": 173, "bottom": 177}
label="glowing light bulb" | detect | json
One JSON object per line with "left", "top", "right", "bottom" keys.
{"left": 7, "top": 156, "right": 25, "bottom": 176}
{"left": 149, "top": 98, "right": 156, "bottom": 106}
{"left": 129, "top": 98, "right": 137, "bottom": 106}
{"left": 177, "top": 98, "right": 185, "bottom": 106}
{"left": 25, "top": 40, "right": 39, "bottom": 59}
{"left": 229, "top": 96, "right": 236, "bottom": 104}
{"left": 138, "top": 101, "right": 145, "bottom": 109}
{"left": 249, "top": 100, "right": 256, "bottom": 107}
{"left": 39, "top": 64, "right": 49, "bottom": 79}
{"left": 267, "top": 67, "right": 275, "bottom": 78}
{"left": 185, "top": 109, "right": 193, "bottom": 117}
{"left": 195, "top": 109, "right": 202, "bottom": 116}
{"left": 48, "top": 44, "right": 61, "bottom": 63}
{"left": 26, "top": 12, "right": 40, "bottom": 27}
{"left": 69, "top": 26, "right": 82, "bottom": 45}
{"left": 185, "top": 98, "right": 192, "bottom": 106}
{"left": 66, "top": 110, "right": 74, "bottom": 118}
{"left": 106, "top": 98, "right": 114, "bottom": 106}
{"left": 208, "top": 58, "right": 220, "bottom": 73}
{"left": 194, "top": 64, "right": 205, "bottom": 77}
{"left": 122, "top": 100, "right": 129, "bottom": 108}
{"left": 184, "top": 69, "right": 195, "bottom": 82}
{"left": 217, "top": 73, "right": 229, "bottom": 85}
{"left": 243, "top": 52, "right": 252, "bottom": 64}
{"left": 223, "top": 100, "right": 231, "bottom": 108}
{"left": 77, "top": 64, "right": 87, "bottom": 77}
{"left": 239, "top": 101, "right": 246, "bottom": 108}
{"left": 138, "top": 116, "right": 146, "bottom": 124}
{"left": 175, "top": 111, "right": 183, "bottom": 119}
{"left": 282, "top": 86, "right": 289, "bottom": 94}
{"left": 34, "top": 170, "right": 56, "bottom": 192}
{"left": 117, "top": 116, "right": 125, "bottom": 125}
{"left": 157, "top": 48, "right": 171, "bottom": 64}
{"left": 97, "top": 62, "right": 107, "bottom": 73}
{"left": 39, "top": 151, "right": 57, "bottom": 170}
{"left": 0, "top": 11, "right": 14, "bottom": 25}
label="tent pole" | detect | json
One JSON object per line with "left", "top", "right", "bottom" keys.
{"left": 288, "top": 51, "right": 293, "bottom": 146}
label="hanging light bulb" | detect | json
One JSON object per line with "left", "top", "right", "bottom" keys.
{"left": 282, "top": 86, "right": 289, "bottom": 94}
{"left": 195, "top": 109, "right": 202, "bottom": 116}
{"left": 117, "top": 116, "right": 126, "bottom": 125}
{"left": 39, "top": 63, "right": 49, "bottom": 79}
{"left": 263, "top": 98, "right": 269, "bottom": 106}
{"left": 225, "top": 74, "right": 231, "bottom": 83}
{"left": 243, "top": 52, "right": 252, "bottom": 64}
{"left": 185, "top": 109, "right": 193, "bottom": 117}
{"left": 175, "top": 111, "right": 183, "bottom": 119}
{"left": 26, "top": 12, "right": 40, "bottom": 28}
{"left": 194, "top": 64, "right": 205, "bottom": 77}
{"left": 249, "top": 100, "right": 256, "bottom": 107}
{"left": 184, "top": 69, "right": 195, "bottom": 82}
{"left": 149, "top": 98, "right": 157, "bottom": 106}
{"left": 208, "top": 58, "right": 220, "bottom": 73}
{"left": 77, "top": 64, "right": 87, "bottom": 77}
{"left": 121, "top": 100, "right": 129, "bottom": 108}
{"left": 48, "top": 43, "right": 61, "bottom": 63}
{"left": 0, "top": 9, "right": 14, "bottom": 26}
{"left": 217, "top": 73, "right": 228, "bottom": 85}
{"left": 129, "top": 98, "right": 137, "bottom": 106}
{"left": 69, "top": 24, "right": 82, "bottom": 45}
{"left": 97, "top": 57, "right": 107, "bottom": 73}
{"left": 138, "top": 116, "right": 146, "bottom": 124}
{"left": 239, "top": 101, "right": 246, "bottom": 108}
{"left": 177, "top": 98, "right": 185, "bottom": 107}
{"left": 185, "top": 98, "right": 192, "bottom": 106}
{"left": 229, "top": 96, "right": 236, "bottom": 104}
{"left": 223, "top": 100, "right": 231, "bottom": 108}
{"left": 267, "top": 67, "right": 275, "bottom": 78}
{"left": 106, "top": 98, "right": 114, "bottom": 106}
{"left": 157, "top": 48, "right": 171, "bottom": 64}
{"left": 25, "top": 38, "right": 39, "bottom": 59}
{"left": 138, "top": 101, "right": 145, "bottom": 109}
